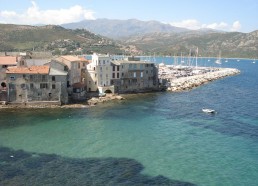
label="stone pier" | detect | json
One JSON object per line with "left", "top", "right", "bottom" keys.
{"left": 161, "top": 67, "right": 240, "bottom": 92}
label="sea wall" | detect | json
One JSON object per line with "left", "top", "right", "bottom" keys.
{"left": 167, "top": 68, "right": 240, "bottom": 92}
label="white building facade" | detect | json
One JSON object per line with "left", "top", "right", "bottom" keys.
{"left": 87, "top": 53, "right": 114, "bottom": 93}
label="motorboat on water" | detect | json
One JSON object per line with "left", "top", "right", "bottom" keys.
{"left": 202, "top": 108, "right": 215, "bottom": 113}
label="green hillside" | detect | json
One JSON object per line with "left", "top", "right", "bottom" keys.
{"left": 123, "top": 30, "right": 258, "bottom": 58}
{"left": 0, "top": 24, "right": 124, "bottom": 55}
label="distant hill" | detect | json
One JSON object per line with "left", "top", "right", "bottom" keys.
{"left": 0, "top": 22, "right": 257, "bottom": 58}
{"left": 0, "top": 24, "right": 126, "bottom": 55}
{"left": 122, "top": 30, "right": 258, "bottom": 58}
{"left": 62, "top": 18, "right": 189, "bottom": 39}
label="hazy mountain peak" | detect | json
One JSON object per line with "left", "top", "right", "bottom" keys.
{"left": 62, "top": 18, "right": 189, "bottom": 39}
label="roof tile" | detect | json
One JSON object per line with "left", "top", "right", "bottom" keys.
{"left": 6, "top": 66, "right": 49, "bottom": 74}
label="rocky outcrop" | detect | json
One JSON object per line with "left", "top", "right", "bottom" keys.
{"left": 87, "top": 94, "right": 125, "bottom": 106}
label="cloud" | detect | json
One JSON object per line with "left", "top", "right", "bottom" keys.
{"left": 231, "top": 21, "right": 241, "bottom": 31}
{"left": 0, "top": 1, "right": 95, "bottom": 25}
{"left": 202, "top": 22, "right": 228, "bottom": 30}
{"left": 169, "top": 19, "right": 201, "bottom": 30}
{"left": 169, "top": 19, "right": 242, "bottom": 32}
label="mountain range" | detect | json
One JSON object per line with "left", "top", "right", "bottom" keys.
{"left": 0, "top": 19, "right": 257, "bottom": 58}
{"left": 62, "top": 18, "right": 189, "bottom": 39}
{"left": 63, "top": 18, "right": 258, "bottom": 58}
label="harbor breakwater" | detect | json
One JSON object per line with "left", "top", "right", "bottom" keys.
{"left": 166, "top": 68, "right": 240, "bottom": 92}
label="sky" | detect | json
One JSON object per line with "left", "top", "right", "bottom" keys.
{"left": 0, "top": 0, "right": 257, "bottom": 33}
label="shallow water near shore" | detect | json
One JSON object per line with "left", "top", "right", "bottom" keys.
{"left": 0, "top": 59, "right": 258, "bottom": 186}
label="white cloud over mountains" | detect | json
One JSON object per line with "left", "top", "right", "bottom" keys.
{"left": 0, "top": 1, "right": 95, "bottom": 25}
{"left": 0, "top": 1, "right": 242, "bottom": 32}
{"left": 170, "top": 19, "right": 242, "bottom": 31}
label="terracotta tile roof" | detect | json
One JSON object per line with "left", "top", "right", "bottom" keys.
{"left": 60, "top": 55, "right": 80, "bottom": 62}
{"left": 6, "top": 66, "right": 50, "bottom": 74}
{"left": 78, "top": 57, "right": 90, "bottom": 63}
{"left": 0, "top": 56, "right": 17, "bottom": 65}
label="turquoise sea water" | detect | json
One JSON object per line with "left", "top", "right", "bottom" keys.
{"left": 0, "top": 58, "right": 258, "bottom": 185}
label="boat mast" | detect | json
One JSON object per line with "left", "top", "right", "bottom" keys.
{"left": 195, "top": 47, "right": 198, "bottom": 69}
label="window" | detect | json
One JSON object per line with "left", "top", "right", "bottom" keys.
{"left": 52, "top": 84, "right": 56, "bottom": 89}
{"left": 112, "top": 73, "right": 115, "bottom": 78}
{"left": 122, "top": 65, "right": 124, "bottom": 69}
{"left": 30, "top": 83, "right": 34, "bottom": 89}
{"left": 42, "top": 75, "right": 47, "bottom": 81}
{"left": 78, "top": 63, "right": 80, "bottom": 69}
{"left": 30, "top": 75, "right": 33, "bottom": 80}
{"left": 100, "top": 67, "right": 102, "bottom": 71}
{"left": 133, "top": 72, "right": 136, "bottom": 78}
{"left": 140, "top": 72, "right": 143, "bottom": 77}
{"left": 117, "top": 73, "right": 119, "bottom": 78}
{"left": 117, "top": 66, "right": 120, "bottom": 71}
{"left": 21, "top": 84, "right": 26, "bottom": 89}
{"left": 89, "top": 81, "right": 91, "bottom": 85}
{"left": 40, "top": 83, "right": 48, "bottom": 89}
{"left": 113, "top": 66, "right": 116, "bottom": 71}
{"left": 64, "top": 66, "right": 68, "bottom": 71}
{"left": 146, "top": 70, "right": 148, "bottom": 74}
{"left": 103, "top": 60, "right": 105, "bottom": 65}
{"left": 10, "top": 76, "right": 15, "bottom": 80}
{"left": 134, "top": 64, "right": 137, "bottom": 69}
{"left": 94, "top": 67, "right": 95, "bottom": 71}
{"left": 106, "top": 74, "right": 108, "bottom": 78}
{"left": 2, "top": 65, "right": 7, "bottom": 68}
{"left": 122, "top": 73, "right": 124, "bottom": 77}
{"left": 52, "top": 76, "right": 55, "bottom": 81}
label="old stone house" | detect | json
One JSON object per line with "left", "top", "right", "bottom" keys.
{"left": 55, "top": 55, "right": 89, "bottom": 100}
{"left": 0, "top": 56, "right": 26, "bottom": 102}
{"left": 110, "top": 58, "right": 159, "bottom": 93}
{"left": 6, "top": 65, "right": 68, "bottom": 104}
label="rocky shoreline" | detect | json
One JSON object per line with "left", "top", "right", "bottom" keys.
{"left": 0, "top": 94, "right": 125, "bottom": 109}
{"left": 167, "top": 68, "right": 240, "bottom": 92}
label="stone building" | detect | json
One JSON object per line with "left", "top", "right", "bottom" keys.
{"left": 6, "top": 65, "right": 68, "bottom": 104}
{"left": 0, "top": 56, "right": 26, "bottom": 102}
{"left": 110, "top": 58, "right": 159, "bottom": 93}
{"left": 86, "top": 53, "right": 114, "bottom": 93}
{"left": 54, "top": 55, "right": 89, "bottom": 100}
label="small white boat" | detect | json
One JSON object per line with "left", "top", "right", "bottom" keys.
{"left": 202, "top": 108, "right": 215, "bottom": 113}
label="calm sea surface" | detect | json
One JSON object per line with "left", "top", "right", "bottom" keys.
{"left": 0, "top": 58, "right": 258, "bottom": 186}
